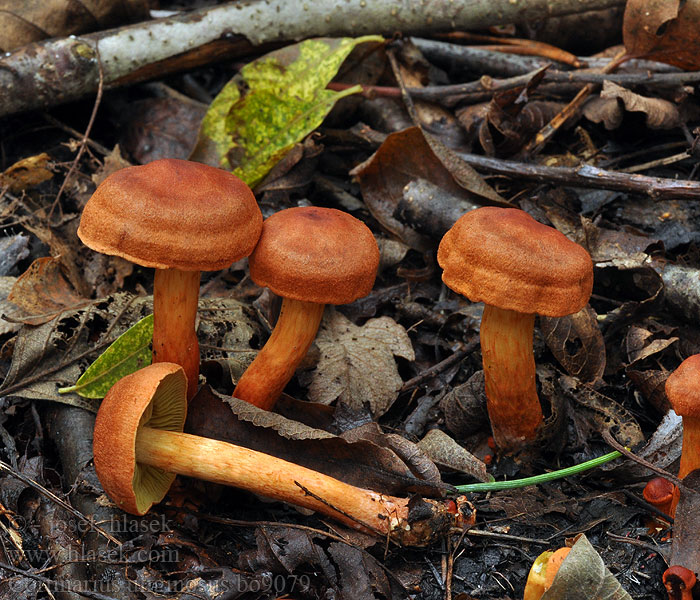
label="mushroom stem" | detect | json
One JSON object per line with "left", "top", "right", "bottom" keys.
{"left": 153, "top": 268, "right": 200, "bottom": 401}
{"left": 678, "top": 415, "right": 700, "bottom": 479}
{"left": 480, "top": 304, "right": 543, "bottom": 450}
{"left": 136, "top": 426, "right": 406, "bottom": 536}
{"left": 234, "top": 297, "right": 325, "bottom": 410}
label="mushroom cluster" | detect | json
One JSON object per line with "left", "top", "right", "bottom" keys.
{"left": 79, "top": 159, "right": 262, "bottom": 400}
{"left": 438, "top": 207, "right": 593, "bottom": 451}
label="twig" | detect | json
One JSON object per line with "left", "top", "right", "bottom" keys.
{"left": 0, "top": 0, "right": 624, "bottom": 118}
{"left": 47, "top": 43, "right": 104, "bottom": 223}
{"left": 455, "top": 152, "right": 700, "bottom": 200}
{"left": 522, "top": 49, "right": 628, "bottom": 156}
{"left": 0, "top": 460, "right": 119, "bottom": 544}
{"left": 601, "top": 430, "right": 684, "bottom": 489}
{"left": 400, "top": 338, "right": 478, "bottom": 393}
{"left": 0, "top": 561, "right": 119, "bottom": 600}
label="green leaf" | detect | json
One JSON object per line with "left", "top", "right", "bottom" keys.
{"left": 190, "top": 35, "right": 383, "bottom": 187}
{"left": 58, "top": 314, "right": 153, "bottom": 398}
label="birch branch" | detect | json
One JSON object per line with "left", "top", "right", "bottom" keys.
{"left": 0, "top": 0, "right": 624, "bottom": 118}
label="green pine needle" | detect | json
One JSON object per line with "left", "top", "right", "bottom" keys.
{"left": 454, "top": 450, "right": 623, "bottom": 493}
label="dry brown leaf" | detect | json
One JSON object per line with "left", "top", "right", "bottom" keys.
{"left": 540, "top": 306, "right": 606, "bottom": 386}
{"left": 0, "top": 0, "right": 149, "bottom": 52}
{"left": 0, "top": 153, "right": 53, "bottom": 192}
{"left": 7, "top": 257, "right": 90, "bottom": 325}
{"left": 303, "top": 308, "right": 415, "bottom": 417}
{"left": 542, "top": 534, "right": 632, "bottom": 599}
{"left": 417, "top": 428, "right": 491, "bottom": 483}
{"left": 186, "top": 386, "right": 446, "bottom": 496}
{"left": 583, "top": 81, "right": 681, "bottom": 131}
{"left": 670, "top": 469, "right": 700, "bottom": 570}
{"left": 351, "top": 126, "right": 506, "bottom": 251}
{"left": 624, "top": 324, "right": 678, "bottom": 366}
{"left": 623, "top": 0, "right": 700, "bottom": 70}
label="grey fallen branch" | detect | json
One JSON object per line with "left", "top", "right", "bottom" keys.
{"left": 0, "top": 0, "right": 624, "bottom": 118}
{"left": 456, "top": 153, "right": 700, "bottom": 201}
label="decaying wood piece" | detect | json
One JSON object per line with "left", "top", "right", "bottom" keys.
{"left": 0, "top": 0, "right": 625, "bottom": 118}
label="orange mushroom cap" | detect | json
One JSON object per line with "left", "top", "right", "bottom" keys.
{"left": 248, "top": 206, "right": 380, "bottom": 304}
{"left": 93, "top": 362, "right": 187, "bottom": 515}
{"left": 643, "top": 477, "right": 675, "bottom": 513}
{"left": 663, "top": 565, "right": 696, "bottom": 600}
{"left": 437, "top": 207, "right": 593, "bottom": 316}
{"left": 666, "top": 355, "right": 700, "bottom": 417}
{"left": 78, "top": 158, "right": 262, "bottom": 271}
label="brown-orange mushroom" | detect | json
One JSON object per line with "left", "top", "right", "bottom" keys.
{"left": 438, "top": 207, "right": 593, "bottom": 451}
{"left": 663, "top": 565, "right": 696, "bottom": 600}
{"left": 93, "top": 363, "right": 469, "bottom": 545}
{"left": 78, "top": 159, "right": 261, "bottom": 400}
{"left": 523, "top": 547, "right": 571, "bottom": 600}
{"left": 233, "top": 206, "right": 380, "bottom": 410}
{"left": 666, "top": 355, "right": 700, "bottom": 480}
{"left": 643, "top": 476, "right": 675, "bottom": 520}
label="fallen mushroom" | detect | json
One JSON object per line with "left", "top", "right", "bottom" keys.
{"left": 663, "top": 565, "right": 696, "bottom": 600}
{"left": 233, "top": 206, "right": 380, "bottom": 410}
{"left": 78, "top": 159, "right": 261, "bottom": 399}
{"left": 93, "top": 363, "right": 471, "bottom": 546}
{"left": 437, "top": 207, "right": 593, "bottom": 451}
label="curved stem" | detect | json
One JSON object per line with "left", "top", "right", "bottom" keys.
{"left": 234, "top": 297, "right": 325, "bottom": 410}
{"left": 136, "top": 427, "right": 442, "bottom": 541}
{"left": 152, "top": 268, "right": 200, "bottom": 401}
{"left": 480, "top": 304, "right": 543, "bottom": 450}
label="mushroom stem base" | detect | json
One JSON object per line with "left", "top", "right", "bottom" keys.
{"left": 233, "top": 297, "right": 325, "bottom": 410}
{"left": 480, "top": 304, "right": 543, "bottom": 451}
{"left": 135, "top": 426, "right": 406, "bottom": 535}
{"left": 153, "top": 268, "right": 200, "bottom": 401}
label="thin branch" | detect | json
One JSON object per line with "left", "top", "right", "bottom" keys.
{"left": 0, "top": 460, "right": 120, "bottom": 544}
{"left": 0, "top": 0, "right": 624, "bottom": 117}
{"left": 455, "top": 152, "right": 700, "bottom": 200}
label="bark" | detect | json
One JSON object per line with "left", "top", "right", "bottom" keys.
{"left": 0, "top": 0, "right": 624, "bottom": 118}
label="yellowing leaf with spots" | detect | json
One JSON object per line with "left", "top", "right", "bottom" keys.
{"left": 191, "top": 35, "right": 383, "bottom": 187}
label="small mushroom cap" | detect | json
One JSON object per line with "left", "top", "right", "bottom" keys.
{"left": 93, "top": 363, "right": 187, "bottom": 516}
{"left": 643, "top": 476, "right": 675, "bottom": 506}
{"left": 248, "top": 206, "right": 380, "bottom": 304}
{"left": 78, "top": 159, "right": 262, "bottom": 271}
{"left": 437, "top": 207, "right": 593, "bottom": 317}
{"left": 666, "top": 354, "right": 700, "bottom": 417}
{"left": 663, "top": 565, "right": 696, "bottom": 594}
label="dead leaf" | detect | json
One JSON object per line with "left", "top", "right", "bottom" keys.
{"left": 302, "top": 308, "right": 415, "bottom": 417}
{"left": 0, "top": 276, "right": 21, "bottom": 335}
{"left": 559, "top": 374, "right": 644, "bottom": 449}
{"left": 351, "top": 127, "right": 468, "bottom": 250}
{"left": 624, "top": 324, "right": 678, "bottom": 367}
{"left": 417, "top": 428, "right": 491, "bottom": 483}
{"left": 542, "top": 534, "right": 632, "bottom": 599}
{"left": 623, "top": 0, "right": 700, "bottom": 70}
{"left": 541, "top": 306, "right": 606, "bottom": 386}
{"left": 0, "top": 0, "right": 149, "bottom": 52}
{"left": 91, "top": 145, "right": 132, "bottom": 188}
{"left": 583, "top": 81, "right": 681, "bottom": 131}
{"left": 186, "top": 386, "right": 447, "bottom": 497}
{"left": 440, "top": 371, "right": 490, "bottom": 438}
{"left": 7, "top": 257, "right": 90, "bottom": 325}
{"left": 0, "top": 153, "right": 53, "bottom": 192}
{"left": 121, "top": 97, "right": 207, "bottom": 164}
{"left": 626, "top": 368, "right": 671, "bottom": 414}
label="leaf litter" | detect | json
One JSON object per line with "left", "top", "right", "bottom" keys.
{"left": 4, "top": 13, "right": 700, "bottom": 600}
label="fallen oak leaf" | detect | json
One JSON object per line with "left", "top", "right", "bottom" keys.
{"left": 301, "top": 308, "right": 415, "bottom": 417}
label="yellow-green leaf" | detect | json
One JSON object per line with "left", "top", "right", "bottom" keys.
{"left": 58, "top": 314, "right": 153, "bottom": 398}
{"left": 190, "top": 35, "right": 383, "bottom": 187}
